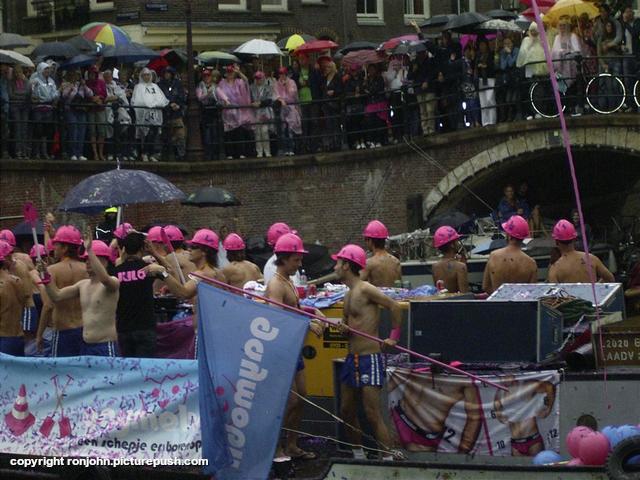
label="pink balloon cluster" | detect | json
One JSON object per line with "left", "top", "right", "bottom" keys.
{"left": 566, "top": 426, "right": 611, "bottom": 466}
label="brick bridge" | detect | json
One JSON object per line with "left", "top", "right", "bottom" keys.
{"left": 0, "top": 115, "right": 638, "bottom": 250}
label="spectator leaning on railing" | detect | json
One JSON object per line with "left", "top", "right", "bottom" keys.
{"left": 131, "top": 67, "right": 168, "bottom": 162}
{"left": 8, "top": 65, "right": 30, "bottom": 160}
{"left": 158, "top": 66, "right": 186, "bottom": 162}
{"left": 61, "top": 69, "right": 92, "bottom": 161}
{"left": 30, "top": 62, "right": 59, "bottom": 160}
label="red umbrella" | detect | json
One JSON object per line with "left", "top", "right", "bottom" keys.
{"left": 147, "top": 56, "right": 169, "bottom": 73}
{"left": 521, "top": 6, "right": 550, "bottom": 18}
{"left": 380, "top": 34, "right": 419, "bottom": 51}
{"left": 520, "top": 0, "right": 555, "bottom": 7}
{"left": 341, "top": 49, "right": 387, "bottom": 68}
{"left": 293, "top": 39, "right": 339, "bottom": 54}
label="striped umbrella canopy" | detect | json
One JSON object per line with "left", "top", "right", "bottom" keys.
{"left": 81, "top": 22, "right": 131, "bottom": 46}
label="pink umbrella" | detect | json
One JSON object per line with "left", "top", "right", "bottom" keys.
{"left": 380, "top": 34, "right": 419, "bottom": 51}
{"left": 521, "top": 6, "right": 551, "bottom": 18}
{"left": 293, "top": 39, "right": 339, "bottom": 54}
{"left": 460, "top": 33, "right": 497, "bottom": 50}
{"left": 341, "top": 49, "right": 387, "bottom": 68}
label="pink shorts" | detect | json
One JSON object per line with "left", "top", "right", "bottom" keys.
{"left": 391, "top": 406, "right": 444, "bottom": 449}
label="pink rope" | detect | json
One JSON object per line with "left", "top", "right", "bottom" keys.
{"left": 531, "top": 1, "right": 608, "bottom": 404}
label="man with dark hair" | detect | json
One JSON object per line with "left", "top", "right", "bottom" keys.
{"left": 220, "top": 233, "right": 262, "bottom": 288}
{"left": 114, "top": 231, "right": 156, "bottom": 357}
{"left": 333, "top": 244, "right": 405, "bottom": 461}
{"left": 0, "top": 240, "right": 30, "bottom": 356}
{"left": 148, "top": 225, "right": 196, "bottom": 279}
{"left": 266, "top": 233, "right": 323, "bottom": 460}
{"left": 482, "top": 215, "right": 537, "bottom": 294}
{"left": 548, "top": 219, "right": 614, "bottom": 283}
{"left": 432, "top": 226, "right": 469, "bottom": 293}
{"left": 95, "top": 207, "right": 118, "bottom": 243}
{"left": 36, "top": 226, "right": 87, "bottom": 356}
{"left": 361, "top": 220, "right": 402, "bottom": 288}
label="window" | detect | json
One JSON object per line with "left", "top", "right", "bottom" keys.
{"left": 357, "top": 0, "right": 384, "bottom": 24}
{"left": 261, "top": 0, "right": 288, "bottom": 11}
{"left": 90, "top": 0, "right": 114, "bottom": 10}
{"left": 219, "top": 0, "right": 247, "bottom": 10}
{"left": 404, "top": 0, "right": 430, "bottom": 21}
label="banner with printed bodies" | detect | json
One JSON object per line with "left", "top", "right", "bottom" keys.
{"left": 0, "top": 354, "right": 200, "bottom": 460}
{"left": 197, "top": 282, "right": 310, "bottom": 480}
{"left": 388, "top": 368, "right": 560, "bottom": 456}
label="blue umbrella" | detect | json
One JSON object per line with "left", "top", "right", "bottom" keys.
{"left": 59, "top": 54, "right": 98, "bottom": 70}
{"left": 57, "top": 169, "right": 186, "bottom": 213}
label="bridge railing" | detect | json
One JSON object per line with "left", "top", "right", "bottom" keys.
{"left": 0, "top": 55, "right": 638, "bottom": 162}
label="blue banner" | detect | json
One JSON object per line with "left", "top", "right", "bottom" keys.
{"left": 197, "top": 282, "right": 310, "bottom": 480}
{"left": 0, "top": 355, "right": 201, "bottom": 461}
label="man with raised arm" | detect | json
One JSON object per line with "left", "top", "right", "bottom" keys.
{"left": 40, "top": 233, "right": 120, "bottom": 356}
{"left": 334, "top": 243, "right": 405, "bottom": 461}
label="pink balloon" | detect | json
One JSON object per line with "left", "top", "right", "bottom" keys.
{"left": 578, "top": 432, "right": 610, "bottom": 466}
{"left": 567, "top": 458, "right": 584, "bottom": 466}
{"left": 566, "top": 426, "right": 593, "bottom": 458}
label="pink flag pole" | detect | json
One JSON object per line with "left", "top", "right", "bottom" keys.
{"left": 23, "top": 202, "right": 41, "bottom": 263}
{"left": 160, "top": 227, "right": 186, "bottom": 285}
{"left": 191, "top": 272, "right": 508, "bottom": 392}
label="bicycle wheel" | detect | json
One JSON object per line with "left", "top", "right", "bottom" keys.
{"left": 585, "top": 73, "right": 626, "bottom": 114}
{"left": 530, "top": 80, "right": 565, "bottom": 118}
{"left": 634, "top": 79, "right": 640, "bottom": 108}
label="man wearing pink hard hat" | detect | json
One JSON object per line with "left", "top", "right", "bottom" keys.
{"left": 221, "top": 233, "right": 263, "bottom": 288}
{"left": 0, "top": 239, "right": 30, "bottom": 356}
{"left": 265, "top": 232, "right": 324, "bottom": 460}
{"left": 263, "top": 222, "right": 302, "bottom": 286}
{"left": 547, "top": 219, "right": 614, "bottom": 283}
{"left": 36, "top": 225, "right": 88, "bottom": 356}
{"left": 361, "top": 220, "right": 402, "bottom": 287}
{"left": 482, "top": 215, "right": 537, "bottom": 294}
{"left": 333, "top": 243, "right": 405, "bottom": 461}
{"left": 431, "top": 226, "right": 469, "bottom": 293}
{"left": 41, "top": 232, "right": 120, "bottom": 357}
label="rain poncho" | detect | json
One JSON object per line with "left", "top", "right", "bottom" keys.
{"left": 31, "top": 62, "right": 59, "bottom": 110}
{"left": 216, "top": 77, "right": 254, "bottom": 131}
{"left": 552, "top": 31, "right": 581, "bottom": 86}
{"left": 105, "top": 78, "right": 131, "bottom": 126}
{"left": 249, "top": 81, "right": 275, "bottom": 130}
{"left": 131, "top": 68, "right": 169, "bottom": 138}
{"left": 273, "top": 77, "right": 301, "bottom": 135}
{"left": 516, "top": 25, "right": 549, "bottom": 78}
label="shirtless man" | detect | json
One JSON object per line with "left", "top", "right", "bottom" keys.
{"left": 548, "top": 219, "right": 614, "bottom": 283}
{"left": 432, "top": 226, "right": 469, "bottom": 293}
{"left": 0, "top": 240, "right": 30, "bottom": 356}
{"left": 263, "top": 222, "right": 302, "bottom": 286}
{"left": 41, "top": 234, "right": 120, "bottom": 356}
{"left": 220, "top": 233, "right": 263, "bottom": 288}
{"left": 482, "top": 215, "right": 537, "bottom": 294}
{"left": 145, "top": 229, "right": 227, "bottom": 335}
{"left": 36, "top": 225, "right": 88, "bottom": 357}
{"left": 361, "top": 220, "right": 402, "bottom": 288}
{"left": 0, "top": 230, "right": 34, "bottom": 270}
{"left": 387, "top": 368, "right": 481, "bottom": 454}
{"left": 494, "top": 375, "right": 556, "bottom": 456}
{"left": 265, "top": 233, "right": 324, "bottom": 460}
{"left": 334, "top": 244, "right": 405, "bottom": 460}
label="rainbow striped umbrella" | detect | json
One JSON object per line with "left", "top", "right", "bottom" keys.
{"left": 81, "top": 22, "right": 130, "bottom": 46}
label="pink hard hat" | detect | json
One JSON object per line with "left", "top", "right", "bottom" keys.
{"left": 332, "top": 244, "right": 367, "bottom": 269}
{"left": 91, "top": 240, "right": 112, "bottom": 259}
{"left": 0, "top": 240, "right": 11, "bottom": 261}
{"left": 433, "top": 226, "right": 461, "bottom": 249}
{"left": 147, "top": 226, "right": 163, "bottom": 243}
{"left": 0, "top": 229, "right": 16, "bottom": 247}
{"left": 363, "top": 220, "right": 389, "bottom": 239}
{"left": 113, "top": 222, "right": 133, "bottom": 240}
{"left": 188, "top": 229, "right": 219, "bottom": 251}
{"left": 223, "top": 233, "right": 245, "bottom": 251}
{"left": 552, "top": 219, "right": 578, "bottom": 241}
{"left": 52, "top": 225, "right": 83, "bottom": 246}
{"left": 267, "top": 222, "right": 292, "bottom": 246}
{"left": 501, "top": 215, "right": 529, "bottom": 240}
{"left": 164, "top": 225, "right": 185, "bottom": 242}
{"left": 29, "top": 244, "right": 47, "bottom": 259}
{"left": 274, "top": 233, "right": 307, "bottom": 254}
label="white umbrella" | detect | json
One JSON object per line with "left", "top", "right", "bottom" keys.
{"left": 234, "top": 39, "right": 283, "bottom": 56}
{"left": 0, "top": 49, "right": 34, "bottom": 67}
{"left": 0, "top": 33, "right": 32, "bottom": 50}
{"left": 472, "top": 19, "right": 523, "bottom": 33}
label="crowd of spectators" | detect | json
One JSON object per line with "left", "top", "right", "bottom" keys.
{"left": 0, "top": 5, "right": 638, "bottom": 161}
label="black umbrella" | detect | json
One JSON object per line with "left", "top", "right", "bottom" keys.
{"left": 66, "top": 35, "right": 100, "bottom": 53}
{"left": 32, "top": 41, "right": 80, "bottom": 60}
{"left": 58, "top": 169, "right": 186, "bottom": 213}
{"left": 181, "top": 186, "right": 241, "bottom": 207}
{"left": 59, "top": 54, "right": 98, "bottom": 70}
{"left": 484, "top": 9, "right": 519, "bottom": 20}
{"left": 0, "top": 33, "right": 32, "bottom": 50}
{"left": 427, "top": 211, "right": 473, "bottom": 231}
{"left": 444, "top": 12, "right": 492, "bottom": 33}
{"left": 420, "top": 14, "right": 456, "bottom": 28}
{"left": 102, "top": 42, "right": 159, "bottom": 63}
{"left": 339, "top": 41, "right": 379, "bottom": 54}
{"left": 471, "top": 237, "right": 507, "bottom": 255}
{"left": 13, "top": 220, "right": 45, "bottom": 237}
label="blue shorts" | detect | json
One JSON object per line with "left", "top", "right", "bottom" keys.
{"left": 81, "top": 341, "right": 119, "bottom": 357}
{"left": 340, "top": 353, "right": 385, "bottom": 388}
{"left": 22, "top": 306, "right": 39, "bottom": 333}
{"left": 0, "top": 336, "right": 25, "bottom": 356}
{"left": 296, "top": 354, "right": 305, "bottom": 372}
{"left": 51, "top": 327, "right": 84, "bottom": 357}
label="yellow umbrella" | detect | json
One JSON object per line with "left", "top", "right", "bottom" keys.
{"left": 545, "top": 0, "right": 598, "bottom": 25}
{"left": 285, "top": 34, "right": 306, "bottom": 51}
